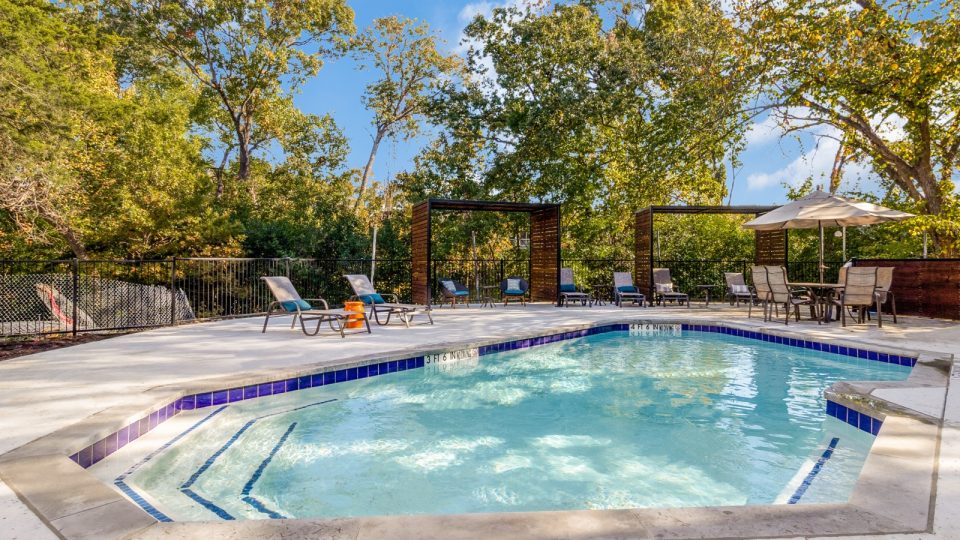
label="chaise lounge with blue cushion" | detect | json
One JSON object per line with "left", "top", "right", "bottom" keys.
{"left": 613, "top": 272, "right": 646, "bottom": 307}
{"left": 261, "top": 276, "right": 370, "bottom": 337}
{"left": 345, "top": 274, "right": 433, "bottom": 327}
{"left": 438, "top": 277, "right": 471, "bottom": 308}
{"left": 500, "top": 277, "right": 529, "bottom": 306}
{"left": 559, "top": 268, "right": 592, "bottom": 307}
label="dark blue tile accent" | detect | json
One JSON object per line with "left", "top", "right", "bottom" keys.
{"left": 180, "top": 395, "right": 196, "bottom": 410}
{"left": 244, "top": 385, "right": 258, "bottom": 400}
{"left": 826, "top": 401, "right": 838, "bottom": 417}
{"left": 118, "top": 425, "right": 130, "bottom": 449}
{"left": 848, "top": 409, "right": 860, "bottom": 429}
{"left": 195, "top": 393, "right": 212, "bottom": 409}
{"left": 788, "top": 437, "right": 840, "bottom": 504}
{"left": 92, "top": 438, "right": 106, "bottom": 464}
{"left": 311, "top": 373, "right": 324, "bottom": 387}
{"left": 77, "top": 446, "right": 92, "bottom": 468}
{"left": 347, "top": 367, "right": 358, "bottom": 380}
{"left": 297, "top": 376, "right": 311, "bottom": 390}
{"left": 871, "top": 418, "right": 882, "bottom": 435}
{"left": 859, "top": 412, "right": 871, "bottom": 431}
{"left": 356, "top": 365, "right": 368, "bottom": 379}
{"left": 335, "top": 370, "right": 347, "bottom": 383}
{"left": 367, "top": 364, "right": 378, "bottom": 377}
{"left": 830, "top": 344, "right": 839, "bottom": 354}
{"left": 323, "top": 372, "right": 336, "bottom": 385}
{"left": 69, "top": 453, "right": 80, "bottom": 465}
{"left": 681, "top": 323, "right": 690, "bottom": 330}
{"left": 388, "top": 361, "right": 398, "bottom": 373}
{"left": 415, "top": 357, "right": 425, "bottom": 368}
{"left": 128, "top": 420, "right": 140, "bottom": 441}
{"left": 228, "top": 387, "right": 244, "bottom": 402}
{"left": 212, "top": 390, "right": 229, "bottom": 406}
{"left": 285, "top": 379, "right": 298, "bottom": 393}
{"left": 271, "top": 381, "right": 285, "bottom": 395}
{"left": 150, "top": 410, "right": 160, "bottom": 428}
{"left": 868, "top": 351, "right": 879, "bottom": 361}
{"left": 105, "top": 432, "right": 118, "bottom": 457}
{"left": 258, "top": 382, "right": 273, "bottom": 397}
{"left": 878, "top": 353, "right": 890, "bottom": 363}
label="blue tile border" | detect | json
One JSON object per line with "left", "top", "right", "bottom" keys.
{"left": 826, "top": 399, "right": 883, "bottom": 435}
{"left": 70, "top": 320, "right": 911, "bottom": 471}
{"left": 788, "top": 437, "right": 840, "bottom": 504}
{"left": 678, "top": 324, "right": 917, "bottom": 367}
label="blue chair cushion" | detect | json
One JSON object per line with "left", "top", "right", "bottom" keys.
{"left": 504, "top": 289, "right": 525, "bottom": 295}
{"left": 359, "top": 293, "right": 385, "bottom": 305}
{"left": 454, "top": 290, "right": 469, "bottom": 296}
{"left": 281, "top": 299, "right": 312, "bottom": 312}
{"left": 560, "top": 284, "right": 577, "bottom": 293}
{"left": 617, "top": 285, "right": 638, "bottom": 293}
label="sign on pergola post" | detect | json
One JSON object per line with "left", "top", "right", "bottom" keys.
{"left": 411, "top": 199, "right": 562, "bottom": 305}
{"left": 634, "top": 206, "right": 786, "bottom": 298}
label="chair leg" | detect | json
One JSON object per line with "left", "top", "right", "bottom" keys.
{"left": 841, "top": 303, "right": 847, "bottom": 327}
{"left": 891, "top": 294, "right": 897, "bottom": 323}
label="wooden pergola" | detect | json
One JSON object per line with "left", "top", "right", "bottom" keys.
{"left": 635, "top": 205, "right": 786, "bottom": 298}
{"left": 411, "top": 199, "right": 562, "bottom": 305}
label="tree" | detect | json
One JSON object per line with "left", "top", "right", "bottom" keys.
{"left": 737, "top": 0, "right": 960, "bottom": 254}
{"left": 0, "top": 0, "right": 117, "bottom": 258}
{"left": 405, "top": 1, "right": 747, "bottom": 258}
{"left": 107, "top": 0, "right": 355, "bottom": 202}
{"left": 350, "top": 16, "right": 459, "bottom": 212}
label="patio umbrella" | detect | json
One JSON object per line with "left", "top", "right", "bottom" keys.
{"left": 742, "top": 190, "right": 914, "bottom": 283}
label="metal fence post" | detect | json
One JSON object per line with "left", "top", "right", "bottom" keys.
{"left": 71, "top": 258, "right": 79, "bottom": 337}
{"left": 170, "top": 257, "right": 178, "bottom": 326}
{"left": 285, "top": 257, "right": 291, "bottom": 279}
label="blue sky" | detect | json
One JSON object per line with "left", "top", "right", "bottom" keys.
{"left": 296, "top": 0, "right": 876, "bottom": 207}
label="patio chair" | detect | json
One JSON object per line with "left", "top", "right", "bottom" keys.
{"left": 652, "top": 268, "right": 689, "bottom": 308}
{"left": 724, "top": 272, "right": 757, "bottom": 307}
{"left": 612, "top": 272, "right": 646, "bottom": 307}
{"left": 500, "top": 277, "right": 529, "bottom": 306}
{"left": 559, "top": 268, "right": 592, "bottom": 307}
{"left": 874, "top": 267, "right": 897, "bottom": 323}
{"left": 345, "top": 274, "right": 433, "bottom": 327}
{"left": 828, "top": 267, "right": 882, "bottom": 328}
{"left": 261, "top": 276, "right": 370, "bottom": 337}
{"left": 765, "top": 266, "right": 820, "bottom": 324}
{"left": 749, "top": 266, "right": 772, "bottom": 319}
{"left": 437, "top": 277, "right": 470, "bottom": 308}
{"left": 765, "top": 266, "right": 817, "bottom": 325}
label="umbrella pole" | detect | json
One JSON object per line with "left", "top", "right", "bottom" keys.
{"left": 819, "top": 222, "right": 825, "bottom": 284}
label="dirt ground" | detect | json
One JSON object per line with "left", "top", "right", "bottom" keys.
{"left": 0, "top": 332, "right": 133, "bottom": 362}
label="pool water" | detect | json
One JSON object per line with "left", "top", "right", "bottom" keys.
{"left": 122, "top": 330, "right": 911, "bottom": 520}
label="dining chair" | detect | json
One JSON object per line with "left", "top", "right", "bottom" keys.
{"left": 829, "top": 267, "right": 882, "bottom": 328}
{"left": 765, "top": 266, "right": 817, "bottom": 325}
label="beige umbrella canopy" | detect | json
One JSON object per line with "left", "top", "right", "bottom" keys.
{"left": 743, "top": 190, "right": 914, "bottom": 283}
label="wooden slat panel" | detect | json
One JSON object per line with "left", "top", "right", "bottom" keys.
{"left": 755, "top": 230, "right": 787, "bottom": 265}
{"left": 411, "top": 202, "right": 430, "bottom": 305}
{"left": 530, "top": 206, "right": 560, "bottom": 304}
{"left": 853, "top": 259, "right": 960, "bottom": 320}
{"left": 635, "top": 209, "right": 653, "bottom": 298}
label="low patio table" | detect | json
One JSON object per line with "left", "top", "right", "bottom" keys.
{"left": 696, "top": 284, "right": 722, "bottom": 307}
{"left": 479, "top": 285, "right": 500, "bottom": 308}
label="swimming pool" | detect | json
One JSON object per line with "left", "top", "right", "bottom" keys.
{"left": 115, "top": 327, "right": 911, "bottom": 521}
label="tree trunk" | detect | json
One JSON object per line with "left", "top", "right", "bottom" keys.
{"left": 38, "top": 208, "right": 87, "bottom": 259}
{"left": 355, "top": 130, "right": 385, "bottom": 212}
{"left": 235, "top": 115, "right": 256, "bottom": 204}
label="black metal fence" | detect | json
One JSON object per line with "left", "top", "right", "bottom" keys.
{"left": 1, "top": 256, "right": 839, "bottom": 338}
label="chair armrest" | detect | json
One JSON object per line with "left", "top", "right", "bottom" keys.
{"left": 302, "top": 298, "right": 330, "bottom": 310}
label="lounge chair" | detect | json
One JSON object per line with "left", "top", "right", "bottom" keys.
{"left": 559, "top": 268, "right": 592, "bottom": 307}
{"left": 652, "top": 268, "right": 689, "bottom": 307}
{"left": 724, "top": 272, "right": 757, "bottom": 307}
{"left": 500, "top": 277, "right": 529, "bottom": 306}
{"left": 437, "top": 277, "right": 470, "bottom": 308}
{"left": 827, "top": 267, "right": 882, "bottom": 328}
{"left": 261, "top": 276, "right": 370, "bottom": 337}
{"left": 749, "top": 265, "right": 772, "bottom": 319}
{"left": 345, "top": 274, "right": 433, "bottom": 327}
{"left": 765, "top": 266, "right": 817, "bottom": 325}
{"left": 613, "top": 272, "right": 646, "bottom": 307}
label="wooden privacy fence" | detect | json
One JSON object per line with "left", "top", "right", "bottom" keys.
{"left": 853, "top": 259, "right": 960, "bottom": 320}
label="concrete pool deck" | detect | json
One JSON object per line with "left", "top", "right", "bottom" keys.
{"left": 0, "top": 303, "right": 958, "bottom": 539}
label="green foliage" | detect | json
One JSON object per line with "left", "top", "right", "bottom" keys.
{"left": 402, "top": 0, "right": 748, "bottom": 259}
{"left": 737, "top": 0, "right": 960, "bottom": 255}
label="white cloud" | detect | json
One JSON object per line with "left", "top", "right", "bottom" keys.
{"left": 744, "top": 114, "right": 783, "bottom": 146}
{"left": 746, "top": 127, "right": 872, "bottom": 191}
